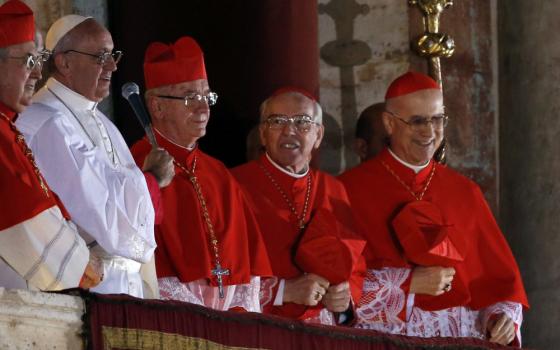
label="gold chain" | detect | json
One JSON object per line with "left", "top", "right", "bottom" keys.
{"left": 173, "top": 156, "right": 230, "bottom": 298}
{"left": 380, "top": 159, "right": 436, "bottom": 201}
{"left": 0, "top": 112, "right": 50, "bottom": 197}
{"left": 258, "top": 161, "right": 312, "bottom": 230}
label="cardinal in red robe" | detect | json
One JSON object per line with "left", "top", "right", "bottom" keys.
{"left": 0, "top": 0, "right": 100, "bottom": 290}
{"left": 131, "top": 36, "right": 271, "bottom": 311}
{"left": 232, "top": 88, "right": 366, "bottom": 325}
{"left": 339, "top": 71, "right": 528, "bottom": 346}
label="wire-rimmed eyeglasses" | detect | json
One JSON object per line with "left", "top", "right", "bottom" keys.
{"left": 156, "top": 92, "right": 218, "bottom": 107}
{"left": 386, "top": 110, "right": 448, "bottom": 131}
{"left": 63, "top": 49, "right": 123, "bottom": 65}
{"left": 264, "top": 114, "right": 318, "bottom": 133}
{"left": 4, "top": 51, "right": 49, "bottom": 70}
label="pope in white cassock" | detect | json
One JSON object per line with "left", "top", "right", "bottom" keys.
{"left": 16, "top": 15, "right": 174, "bottom": 298}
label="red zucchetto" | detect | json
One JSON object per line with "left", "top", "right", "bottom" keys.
{"left": 0, "top": 0, "right": 34, "bottom": 49}
{"left": 144, "top": 36, "right": 207, "bottom": 90}
{"left": 271, "top": 86, "right": 317, "bottom": 102}
{"left": 385, "top": 71, "right": 441, "bottom": 100}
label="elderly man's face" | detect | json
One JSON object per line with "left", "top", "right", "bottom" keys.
{"left": 259, "top": 93, "right": 323, "bottom": 173}
{"left": 20, "top": 33, "right": 43, "bottom": 108}
{"left": 0, "top": 41, "right": 36, "bottom": 113}
{"left": 149, "top": 79, "right": 211, "bottom": 148}
{"left": 383, "top": 89, "right": 444, "bottom": 165}
{"left": 61, "top": 21, "right": 116, "bottom": 102}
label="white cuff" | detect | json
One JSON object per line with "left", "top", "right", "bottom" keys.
{"left": 406, "top": 293, "right": 415, "bottom": 321}
{"left": 273, "top": 278, "right": 286, "bottom": 306}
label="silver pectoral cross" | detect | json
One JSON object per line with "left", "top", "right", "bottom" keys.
{"left": 211, "top": 264, "right": 230, "bottom": 299}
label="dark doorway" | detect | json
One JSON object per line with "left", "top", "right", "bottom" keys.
{"left": 109, "top": 0, "right": 318, "bottom": 167}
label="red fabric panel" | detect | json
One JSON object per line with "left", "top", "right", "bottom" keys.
{"left": 232, "top": 155, "right": 365, "bottom": 320}
{"left": 83, "top": 291, "right": 525, "bottom": 350}
{"left": 131, "top": 135, "right": 272, "bottom": 286}
{"left": 339, "top": 148, "right": 529, "bottom": 311}
{"left": 0, "top": 103, "right": 66, "bottom": 230}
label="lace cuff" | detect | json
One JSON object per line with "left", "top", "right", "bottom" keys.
{"left": 481, "top": 301, "right": 524, "bottom": 346}
{"left": 259, "top": 276, "right": 279, "bottom": 309}
{"left": 355, "top": 267, "right": 412, "bottom": 333}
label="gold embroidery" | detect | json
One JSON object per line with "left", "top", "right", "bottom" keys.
{"left": 102, "top": 326, "right": 269, "bottom": 350}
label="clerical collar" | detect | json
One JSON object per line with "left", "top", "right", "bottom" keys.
{"left": 154, "top": 128, "right": 196, "bottom": 151}
{"left": 265, "top": 153, "right": 309, "bottom": 178}
{"left": 388, "top": 148, "right": 430, "bottom": 174}
{"left": 46, "top": 78, "right": 97, "bottom": 111}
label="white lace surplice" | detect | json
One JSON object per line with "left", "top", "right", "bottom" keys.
{"left": 159, "top": 276, "right": 262, "bottom": 312}
{"left": 356, "top": 268, "right": 523, "bottom": 343}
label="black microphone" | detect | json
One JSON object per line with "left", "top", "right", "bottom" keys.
{"left": 121, "top": 82, "right": 158, "bottom": 147}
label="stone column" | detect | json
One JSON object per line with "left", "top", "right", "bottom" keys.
{"left": 499, "top": 1, "right": 560, "bottom": 348}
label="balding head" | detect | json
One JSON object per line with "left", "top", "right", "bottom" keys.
{"left": 259, "top": 91, "right": 324, "bottom": 174}
{"left": 260, "top": 91, "right": 322, "bottom": 125}
{"left": 383, "top": 88, "right": 445, "bottom": 165}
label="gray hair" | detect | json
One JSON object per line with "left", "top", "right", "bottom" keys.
{"left": 259, "top": 91, "right": 323, "bottom": 124}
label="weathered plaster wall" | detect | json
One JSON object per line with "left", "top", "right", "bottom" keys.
{"left": 318, "top": 0, "right": 410, "bottom": 174}
{"left": 0, "top": 288, "right": 84, "bottom": 349}
{"left": 318, "top": 1, "right": 500, "bottom": 217}
{"left": 499, "top": 1, "right": 560, "bottom": 348}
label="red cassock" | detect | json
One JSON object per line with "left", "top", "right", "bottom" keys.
{"left": 232, "top": 155, "right": 366, "bottom": 320}
{"left": 131, "top": 134, "right": 272, "bottom": 287}
{"left": 339, "top": 148, "right": 529, "bottom": 311}
{"left": 0, "top": 102, "right": 69, "bottom": 230}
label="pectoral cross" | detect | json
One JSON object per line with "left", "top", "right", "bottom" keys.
{"left": 211, "top": 264, "right": 230, "bottom": 299}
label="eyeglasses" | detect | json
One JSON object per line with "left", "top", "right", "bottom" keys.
{"left": 4, "top": 52, "right": 48, "bottom": 70}
{"left": 156, "top": 92, "right": 218, "bottom": 106}
{"left": 63, "top": 49, "right": 123, "bottom": 65}
{"left": 386, "top": 110, "right": 448, "bottom": 131}
{"left": 264, "top": 114, "right": 318, "bottom": 133}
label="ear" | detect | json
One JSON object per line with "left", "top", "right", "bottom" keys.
{"left": 313, "top": 125, "right": 324, "bottom": 149}
{"left": 54, "top": 53, "right": 70, "bottom": 76}
{"left": 147, "top": 95, "right": 164, "bottom": 120}
{"left": 382, "top": 111, "right": 394, "bottom": 136}
{"left": 258, "top": 123, "right": 267, "bottom": 147}
{"left": 353, "top": 138, "right": 368, "bottom": 160}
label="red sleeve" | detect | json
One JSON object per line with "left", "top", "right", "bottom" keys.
{"left": 259, "top": 276, "right": 319, "bottom": 320}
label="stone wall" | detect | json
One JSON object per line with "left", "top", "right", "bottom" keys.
{"left": 0, "top": 288, "right": 84, "bottom": 349}
{"left": 318, "top": 0, "right": 410, "bottom": 174}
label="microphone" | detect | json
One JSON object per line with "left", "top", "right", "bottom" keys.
{"left": 121, "top": 82, "right": 158, "bottom": 147}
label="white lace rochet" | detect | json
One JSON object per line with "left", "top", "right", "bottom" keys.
{"left": 159, "top": 276, "right": 262, "bottom": 312}
{"left": 356, "top": 268, "right": 523, "bottom": 343}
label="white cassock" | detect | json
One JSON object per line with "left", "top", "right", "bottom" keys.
{"left": 17, "top": 78, "right": 156, "bottom": 298}
{"left": 0, "top": 207, "right": 89, "bottom": 291}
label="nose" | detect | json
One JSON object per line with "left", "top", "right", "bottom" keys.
{"left": 418, "top": 121, "right": 436, "bottom": 138}
{"left": 104, "top": 57, "right": 118, "bottom": 72}
{"left": 280, "top": 120, "right": 297, "bottom": 135}
{"left": 30, "top": 62, "right": 42, "bottom": 80}
{"left": 193, "top": 99, "right": 210, "bottom": 114}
